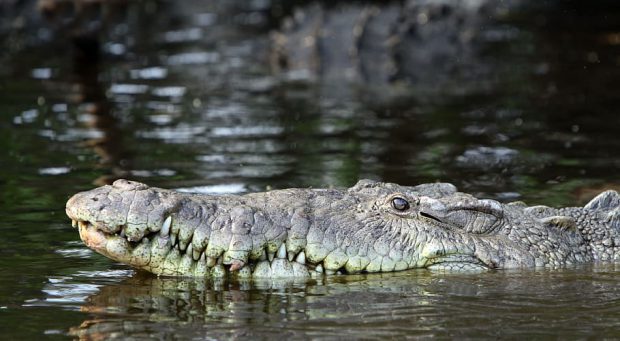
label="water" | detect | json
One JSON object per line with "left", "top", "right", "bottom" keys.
{"left": 0, "top": 0, "right": 619, "bottom": 338}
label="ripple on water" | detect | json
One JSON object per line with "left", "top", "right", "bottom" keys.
{"left": 136, "top": 124, "right": 207, "bottom": 142}
{"left": 55, "top": 248, "right": 93, "bottom": 259}
{"left": 25, "top": 270, "right": 134, "bottom": 310}
{"left": 130, "top": 67, "right": 169, "bottom": 80}
{"left": 151, "top": 86, "right": 187, "bottom": 98}
{"left": 162, "top": 28, "right": 203, "bottom": 43}
{"left": 165, "top": 51, "right": 219, "bottom": 65}
{"left": 210, "top": 126, "right": 284, "bottom": 137}
{"left": 31, "top": 68, "right": 53, "bottom": 79}
{"left": 38, "top": 167, "right": 71, "bottom": 175}
{"left": 108, "top": 83, "right": 149, "bottom": 95}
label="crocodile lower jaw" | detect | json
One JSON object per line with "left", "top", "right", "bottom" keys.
{"left": 74, "top": 219, "right": 340, "bottom": 278}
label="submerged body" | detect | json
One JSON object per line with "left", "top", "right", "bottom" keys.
{"left": 65, "top": 179, "right": 620, "bottom": 277}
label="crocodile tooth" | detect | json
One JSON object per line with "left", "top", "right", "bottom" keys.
{"left": 119, "top": 229, "right": 126, "bottom": 238}
{"left": 193, "top": 247, "right": 201, "bottom": 261}
{"left": 71, "top": 220, "right": 77, "bottom": 228}
{"left": 161, "top": 216, "right": 172, "bottom": 237}
{"left": 194, "top": 255, "right": 208, "bottom": 277}
{"left": 288, "top": 252, "right": 295, "bottom": 262}
{"left": 78, "top": 221, "right": 88, "bottom": 229}
{"left": 186, "top": 243, "right": 193, "bottom": 257}
{"left": 206, "top": 256, "right": 216, "bottom": 267}
{"left": 296, "top": 251, "right": 306, "bottom": 264}
{"left": 259, "top": 250, "right": 267, "bottom": 261}
{"left": 171, "top": 232, "right": 178, "bottom": 247}
{"left": 230, "top": 260, "right": 245, "bottom": 272}
{"left": 277, "top": 243, "right": 287, "bottom": 259}
{"left": 315, "top": 264, "right": 324, "bottom": 273}
{"left": 237, "top": 266, "right": 252, "bottom": 278}
{"left": 212, "top": 264, "right": 226, "bottom": 278}
{"left": 200, "top": 252, "right": 206, "bottom": 261}
{"left": 268, "top": 251, "right": 275, "bottom": 262}
{"left": 157, "top": 236, "right": 169, "bottom": 248}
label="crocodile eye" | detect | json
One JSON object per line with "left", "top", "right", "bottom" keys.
{"left": 392, "top": 197, "right": 410, "bottom": 211}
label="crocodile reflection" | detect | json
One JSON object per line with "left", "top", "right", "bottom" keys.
{"left": 65, "top": 265, "right": 620, "bottom": 339}
{"left": 68, "top": 271, "right": 443, "bottom": 339}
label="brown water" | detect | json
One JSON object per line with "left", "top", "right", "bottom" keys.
{"left": 1, "top": 1, "right": 620, "bottom": 338}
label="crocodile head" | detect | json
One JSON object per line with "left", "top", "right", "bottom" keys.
{"left": 66, "top": 179, "right": 588, "bottom": 277}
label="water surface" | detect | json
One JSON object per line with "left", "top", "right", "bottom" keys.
{"left": 0, "top": 1, "right": 619, "bottom": 338}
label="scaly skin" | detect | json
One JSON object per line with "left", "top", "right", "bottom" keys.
{"left": 65, "top": 179, "right": 620, "bottom": 277}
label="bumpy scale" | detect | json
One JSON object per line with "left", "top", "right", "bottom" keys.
{"left": 65, "top": 179, "right": 620, "bottom": 277}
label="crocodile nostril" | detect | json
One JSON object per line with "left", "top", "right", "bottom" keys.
{"left": 112, "top": 179, "right": 148, "bottom": 190}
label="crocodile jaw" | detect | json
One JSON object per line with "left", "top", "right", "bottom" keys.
{"left": 69, "top": 215, "right": 324, "bottom": 278}
{"left": 65, "top": 180, "right": 345, "bottom": 277}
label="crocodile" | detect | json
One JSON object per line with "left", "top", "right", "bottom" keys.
{"left": 65, "top": 179, "right": 620, "bottom": 277}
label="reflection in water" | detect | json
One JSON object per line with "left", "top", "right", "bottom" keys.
{"left": 54, "top": 267, "right": 620, "bottom": 339}
{"left": 10, "top": 0, "right": 616, "bottom": 198}
{"left": 72, "top": 36, "right": 130, "bottom": 186}
{"left": 35, "top": 0, "right": 132, "bottom": 186}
